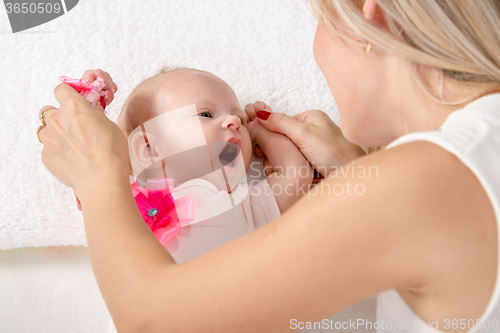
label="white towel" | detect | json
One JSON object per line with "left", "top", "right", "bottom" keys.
{"left": 0, "top": 0, "right": 339, "bottom": 249}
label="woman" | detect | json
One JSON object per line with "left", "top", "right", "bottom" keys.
{"left": 37, "top": 0, "right": 500, "bottom": 332}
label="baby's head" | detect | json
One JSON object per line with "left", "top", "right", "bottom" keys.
{"left": 117, "top": 68, "right": 252, "bottom": 191}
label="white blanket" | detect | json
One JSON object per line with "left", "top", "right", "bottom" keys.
{"left": 0, "top": 0, "right": 339, "bottom": 249}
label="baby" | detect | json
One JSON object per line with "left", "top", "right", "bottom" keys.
{"left": 115, "top": 67, "right": 313, "bottom": 258}
{"left": 72, "top": 67, "right": 313, "bottom": 256}
{"left": 70, "top": 68, "right": 312, "bottom": 332}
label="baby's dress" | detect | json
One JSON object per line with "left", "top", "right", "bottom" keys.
{"left": 109, "top": 178, "right": 280, "bottom": 332}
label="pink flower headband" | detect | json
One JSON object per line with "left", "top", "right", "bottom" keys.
{"left": 59, "top": 76, "right": 109, "bottom": 113}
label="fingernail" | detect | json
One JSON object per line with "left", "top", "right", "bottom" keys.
{"left": 313, "top": 169, "right": 324, "bottom": 179}
{"left": 257, "top": 110, "right": 271, "bottom": 120}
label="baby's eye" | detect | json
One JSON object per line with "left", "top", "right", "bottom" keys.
{"left": 238, "top": 116, "right": 246, "bottom": 125}
{"left": 198, "top": 111, "right": 212, "bottom": 118}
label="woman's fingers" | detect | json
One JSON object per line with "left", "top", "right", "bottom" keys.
{"left": 37, "top": 124, "right": 47, "bottom": 144}
{"left": 39, "top": 96, "right": 128, "bottom": 190}
{"left": 254, "top": 111, "right": 308, "bottom": 145}
{"left": 292, "top": 109, "right": 323, "bottom": 123}
{"left": 248, "top": 106, "right": 365, "bottom": 176}
{"left": 244, "top": 101, "right": 272, "bottom": 121}
{"left": 263, "top": 158, "right": 273, "bottom": 177}
{"left": 37, "top": 105, "right": 57, "bottom": 144}
{"left": 41, "top": 72, "right": 129, "bottom": 192}
{"left": 53, "top": 82, "right": 86, "bottom": 107}
{"left": 251, "top": 107, "right": 366, "bottom": 174}
{"left": 39, "top": 105, "right": 56, "bottom": 124}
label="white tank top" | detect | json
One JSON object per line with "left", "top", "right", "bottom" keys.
{"left": 377, "top": 93, "right": 500, "bottom": 333}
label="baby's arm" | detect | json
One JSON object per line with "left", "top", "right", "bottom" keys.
{"left": 245, "top": 102, "right": 313, "bottom": 213}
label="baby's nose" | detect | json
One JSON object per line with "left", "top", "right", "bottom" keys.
{"left": 222, "top": 115, "right": 241, "bottom": 130}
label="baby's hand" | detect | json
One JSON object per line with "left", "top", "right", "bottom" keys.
{"left": 81, "top": 69, "right": 118, "bottom": 107}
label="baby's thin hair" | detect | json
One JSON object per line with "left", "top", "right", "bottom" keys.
{"left": 119, "top": 66, "right": 210, "bottom": 137}
{"left": 153, "top": 65, "right": 212, "bottom": 79}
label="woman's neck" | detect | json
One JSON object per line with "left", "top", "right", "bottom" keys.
{"left": 395, "top": 73, "right": 500, "bottom": 137}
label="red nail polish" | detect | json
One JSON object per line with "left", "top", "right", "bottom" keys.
{"left": 257, "top": 110, "right": 271, "bottom": 120}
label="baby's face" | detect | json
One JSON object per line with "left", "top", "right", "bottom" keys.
{"left": 146, "top": 70, "right": 252, "bottom": 190}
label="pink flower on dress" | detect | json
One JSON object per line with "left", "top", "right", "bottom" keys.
{"left": 134, "top": 188, "right": 176, "bottom": 233}
{"left": 130, "top": 178, "right": 195, "bottom": 245}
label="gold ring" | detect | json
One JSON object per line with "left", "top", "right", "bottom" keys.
{"left": 39, "top": 106, "right": 54, "bottom": 125}
{"left": 36, "top": 125, "right": 44, "bottom": 144}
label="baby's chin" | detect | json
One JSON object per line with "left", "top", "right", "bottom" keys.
{"left": 197, "top": 161, "right": 247, "bottom": 193}
{"left": 225, "top": 166, "right": 248, "bottom": 193}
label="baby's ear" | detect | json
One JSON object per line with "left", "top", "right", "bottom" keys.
{"left": 72, "top": 189, "right": 82, "bottom": 212}
{"left": 129, "top": 131, "right": 162, "bottom": 174}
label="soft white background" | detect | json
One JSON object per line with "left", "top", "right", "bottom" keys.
{"left": 0, "top": 1, "right": 374, "bottom": 332}
{"left": 0, "top": 0, "right": 340, "bottom": 249}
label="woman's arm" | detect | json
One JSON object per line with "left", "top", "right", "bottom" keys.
{"left": 77, "top": 168, "right": 175, "bottom": 329}
{"left": 39, "top": 82, "right": 175, "bottom": 328}
{"left": 78, "top": 141, "right": 473, "bottom": 333}
{"left": 42, "top": 86, "right": 489, "bottom": 332}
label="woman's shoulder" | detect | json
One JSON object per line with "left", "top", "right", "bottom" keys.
{"left": 354, "top": 139, "right": 495, "bottom": 225}
{"left": 357, "top": 140, "right": 498, "bottom": 323}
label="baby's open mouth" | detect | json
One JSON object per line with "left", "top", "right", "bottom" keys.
{"left": 218, "top": 142, "right": 240, "bottom": 168}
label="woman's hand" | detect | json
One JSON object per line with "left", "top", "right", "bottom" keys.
{"left": 245, "top": 102, "right": 366, "bottom": 177}
{"left": 39, "top": 83, "right": 129, "bottom": 195}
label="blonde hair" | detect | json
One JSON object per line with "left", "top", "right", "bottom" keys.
{"left": 309, "top": 0, "right": 500, "bottom": 153}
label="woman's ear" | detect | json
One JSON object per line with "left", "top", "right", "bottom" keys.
{"left": 363, "top": 0, "right": 377, "bottom": 21}
{"left": 363, "top": 0, "right": 387, "bottom": 28}
{"left": 130, "top": 131, "right": 162, "bottom": 171}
